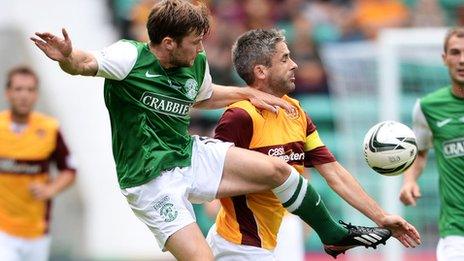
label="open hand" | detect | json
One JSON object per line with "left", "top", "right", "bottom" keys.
{"left": 379, "top": 214, "right": 421, "bottom": 248}
{"left": 30, "top": 183, "right": 55, "bottom": 200}
{"left": 31, "top": 28, "right": 72, "bottom": 62}
{"left": 247, "top": 87, "right": 295, "bottom": 114}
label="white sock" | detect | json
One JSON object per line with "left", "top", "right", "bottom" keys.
{"left": 271, "top": 167, "right": 308, "bottom": 212}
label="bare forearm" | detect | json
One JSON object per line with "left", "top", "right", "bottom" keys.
{"left": 403, "top": 150, "right": 428, "bottom": 183}
{"left": 49, "top": 170, "right": 76, "bottom": 196}
{"left": 317, "top": 162, "right": 387, "bottom": 225}
{"left": 59, "top": 50, "right": 98, "bottom": 76}
{"left": 194, "top": 85, "right": 251, "bottom": 109}
{"left": 332, "top": 173, "right": 386, "bottom": 224}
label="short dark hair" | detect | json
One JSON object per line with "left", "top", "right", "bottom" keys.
{"left": 444, "top": 27, "right": 464, "bottom": 53}
{"left": 232, "top": 29, "right": 286, "bottom": 85}
{"left": 147, "top": 0, "right": 210, "bottom": 45}
{"left": 6, "top": 65, "right": 39, "bottom": 89}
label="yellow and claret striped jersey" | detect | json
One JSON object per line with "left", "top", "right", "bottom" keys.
{"left": 214, "top": 95, "right": 335, "bottom": 250}
{"left": 0, "top": 111, "right": 75, "bottom": 238}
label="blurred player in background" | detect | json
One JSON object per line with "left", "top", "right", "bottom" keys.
{"left": 207, "top": 28, "right": 421, "bottom": 260}
{"left": 0, "top": 66, "right": 76, "bottom": 261}
{"left": 30, "top": 0, "right": 419, "bottom": 260}
{"left": 400, "top": 27, "right": 464, "bottom": 261}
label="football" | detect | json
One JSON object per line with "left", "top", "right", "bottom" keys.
{"left": 363, "top": 121, "right": 418, "bottom": 176}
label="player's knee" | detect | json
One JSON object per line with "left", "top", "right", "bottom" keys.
{"left": 268, "top": 158, "right": 291, "bottom": 186}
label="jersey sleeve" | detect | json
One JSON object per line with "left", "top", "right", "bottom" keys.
{"left": 91, "top": 40, "right": 138, "bottom": 80}
{"left": 51, "top": 130, "right": 77, "bottom": 173}
{"left": 413, "top": 99, "right": 433, "bottom": 151}
{"left": 304, "top": 113, "right": 336, "bottom": 167}
{"left": 214, "top": 108, "right": 253, "bottom": 148}
{"left": 195, "top": 60, "right": 213, "bottom": 102}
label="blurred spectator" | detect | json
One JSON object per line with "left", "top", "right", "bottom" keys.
{"left": 439, "top": 0, "right": 464, "bottom": 26}
{"left": 294, "top": 58, "right": 329, "bottom": 94}
{"left": 211, "top": 0, "right": 244, "bottom": 23}
{"left": 457, "top": 5, "right": 464, "bottom": 26}
{"left": 130, "top": 0, "right": 154, "bottom": 42}
{"left": 0, "top": 66, "right": 76, "bottom": 261}
{"left": 243, "top": 0, "right": 275, "bottom": 29}
{"left": 288, "top": 14, "right": 330, "bottom": 94}
{"left": 123, "top": 0, "right": 332, "bottom": 92}
{"left": 107, "top": 0, "right": 139, "bottom": 39}
{"left": 410, "top": 0, "right": 445, "bottom": 27}
{"left": 346, "top": 0, "right": 410, "bottom": 40}
{"left": 204, "top": 18, "right": 244, "bottom": 85}
{"left": 301, "top": 0, "right": 352, "bottom": 44}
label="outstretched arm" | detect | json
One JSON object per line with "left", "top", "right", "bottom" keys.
{"left": 194, "top": 84, "right": 294, "bottom": 114}
{"left": 31, "top": 28, "right": 98, "bottom": 76}
{"left": 315, "top": 161, "right": 421, "bottom": 247}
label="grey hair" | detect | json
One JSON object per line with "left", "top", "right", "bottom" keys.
{"left": 232, "top": 29, "right": 286, "bottom": 85}
{"left": 444, "top": 27, "right": 464, "bottom": 53}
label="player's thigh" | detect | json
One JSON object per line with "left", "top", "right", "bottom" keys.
{"left": 437, "top": 236, "right": 464, "bottom": 261}
{"left": 121, "top": 169, "right": 197, "bottom": 250}
{"left": 0, "top": 232, "right": 21, "bottom": 261}
{"left": 217, "top": 146, "right": 290, "bottom": 198}
{"left": 206, "top": 224, "right": 275, "bottom": 261}
{"left": 165, "top": 223, "right": 213, "bottom": 261}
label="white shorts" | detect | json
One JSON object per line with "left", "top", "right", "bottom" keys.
{"left": 121, "top": 135, "right": 232, "bottom": 249}
{"left": 274, "top": 214, "right": 305, "bottom": 261}
{"left": 437, "top": 235, "right": 464, "bottom": 261}
{"left": 0, "top": 231, "right": 50, "bottom": 261}
{"left": 206, "top": 224, "right": 276, "bottom": 261}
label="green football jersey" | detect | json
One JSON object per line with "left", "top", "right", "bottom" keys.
{"left": 95, "top": 40, "right": 212, "bottom": 188}
{"left": 418, "top": 86, "right": 464, "bottom": 237}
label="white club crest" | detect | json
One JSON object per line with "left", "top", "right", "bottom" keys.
{"left": 184, "top": 79, "right": 198, "bottom": 99}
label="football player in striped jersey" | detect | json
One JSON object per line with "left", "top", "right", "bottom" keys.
{"left": 0, "top": 66, "right": 76, "bottom": 261}
{"left": 207, "top": 29, "right": 421, "bottom": 259}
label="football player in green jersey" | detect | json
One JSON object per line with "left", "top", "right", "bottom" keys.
{"left": 400, "top": 27, "right": 464, "bottom": 261}
{"left": 31, "top": 0, "right": 419, "bottom": 260}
